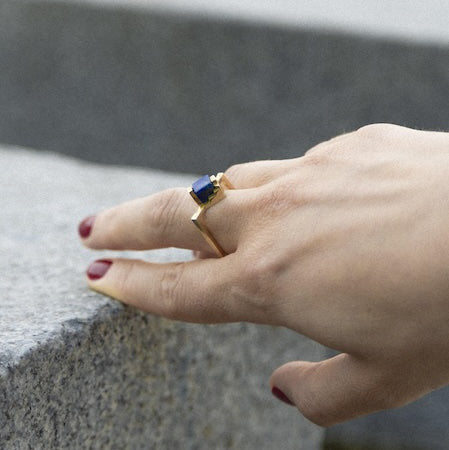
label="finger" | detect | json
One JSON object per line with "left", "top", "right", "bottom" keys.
{"left": 80, "top": 187, "right": 244, "bottom": 253}
{"left": 86, "top": 256, "right": 250, "bottom": 323}
{"left": 270, "top": 354, "right": 404, "bottom": 427}
{"left": 225, "top": 159, "right": 300, "bottom": 189}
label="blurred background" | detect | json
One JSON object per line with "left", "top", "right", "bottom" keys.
{"left": 1, "top": 0, "right": 449, "bottom": 448}
{"left": 1, "top": 0, "right": 449, "bottom": 176}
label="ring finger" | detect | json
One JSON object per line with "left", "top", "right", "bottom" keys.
{"left": 79, "top": 186, "right": 246, "bottom": 255}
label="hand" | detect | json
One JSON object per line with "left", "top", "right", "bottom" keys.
{"left": 79, "top": 124, "right": 449, "bottom": 426}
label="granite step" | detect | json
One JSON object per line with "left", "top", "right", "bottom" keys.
{"left": 0, "top": 145, "right": 325, "bottom": 449}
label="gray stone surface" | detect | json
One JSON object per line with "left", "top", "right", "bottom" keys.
{"left": 0, "top": 146, "right": 325, "bottom": 449}
{"left": 1, "top": 0, "right": 449, "bottom": 176}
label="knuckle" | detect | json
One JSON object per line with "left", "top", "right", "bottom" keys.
{"left": 115, "top": 260, "right": 138, "bottom": 301}
{"left": 356, "top": 123, "right": 403, "bottom": 138}
{"left": 158, "top": 263, "right": 186, "bottom": 318}
{"left": 304, "top": 140, "right": 343, "bottom": 161}
{"left": 304, "top": 133, "right": 349, "bottom": 157}
{"left": 151, "top": 188, "right": 182, "bottom": 234}
{"left": 236, "top": 253, "right": 285, "bottom": 318}
{"left": 255, "top": 178, "right": 312, "bottom": 215}
{"left": 304, "top": 141, "right": 329, "bottom": 157}
{"left": 224, "top": 163, "right": 246, "bottom": 181}
{"left": 225, "top": 161, "right": 275, "bottom": 186}
{"left": 301, "top": 152, "right": 330, "bottom": 167}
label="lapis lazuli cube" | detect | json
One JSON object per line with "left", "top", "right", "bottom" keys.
{"left": 192, "top": 175, "right": 215, "bottom": 203}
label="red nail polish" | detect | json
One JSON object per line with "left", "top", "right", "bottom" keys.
{"left": 271, "top": 386, "right": 294, "bottom": 406}
{"left": 78, "top": 215, "right": 96, "bottom": 239}
{"left": 87, "top": 259, "right": 112, "bottom": 280}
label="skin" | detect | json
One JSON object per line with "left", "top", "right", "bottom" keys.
{"left": 80, "top": 124, "right": 449, "bottom": 427}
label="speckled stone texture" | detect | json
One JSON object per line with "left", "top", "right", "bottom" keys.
{"left": 0, "top": 146, "right": 325, "bottom": 449}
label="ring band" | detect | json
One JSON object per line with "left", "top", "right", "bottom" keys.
{"left": 189, "top": 173, "right": 234, "bottom": 257}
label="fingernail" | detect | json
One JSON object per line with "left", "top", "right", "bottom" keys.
{"left": 271, "top": 386, "right": 294, "bottom": 406}
{"left": 78, "top": 215, "right": 96, "bottom": 239}
{"left": 87, "top": 259, "right": 112, "bottom": 280}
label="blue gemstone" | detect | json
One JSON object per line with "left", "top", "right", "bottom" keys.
{"left": 192, "top": 175, "right": 215, "bottom": 203}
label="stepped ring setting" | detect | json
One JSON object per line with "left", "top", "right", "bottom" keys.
{"left": 189, "top": 173, "right": 234, "bottom": 257}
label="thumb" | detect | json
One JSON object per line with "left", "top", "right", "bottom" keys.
{"left": 269, "top": 353, "right": 399, "bottom": 427}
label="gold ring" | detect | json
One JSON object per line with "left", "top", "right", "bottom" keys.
{"left": 189, "top": 173, "right": 234, "bottom": 257}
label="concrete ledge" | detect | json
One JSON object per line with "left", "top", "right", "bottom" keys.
{"left": 0, "top": 146, "right": 325, "bottom": 449}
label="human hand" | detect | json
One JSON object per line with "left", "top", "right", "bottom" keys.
{"left": 78, "top": 124, "right": 449, "bottom": 426}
